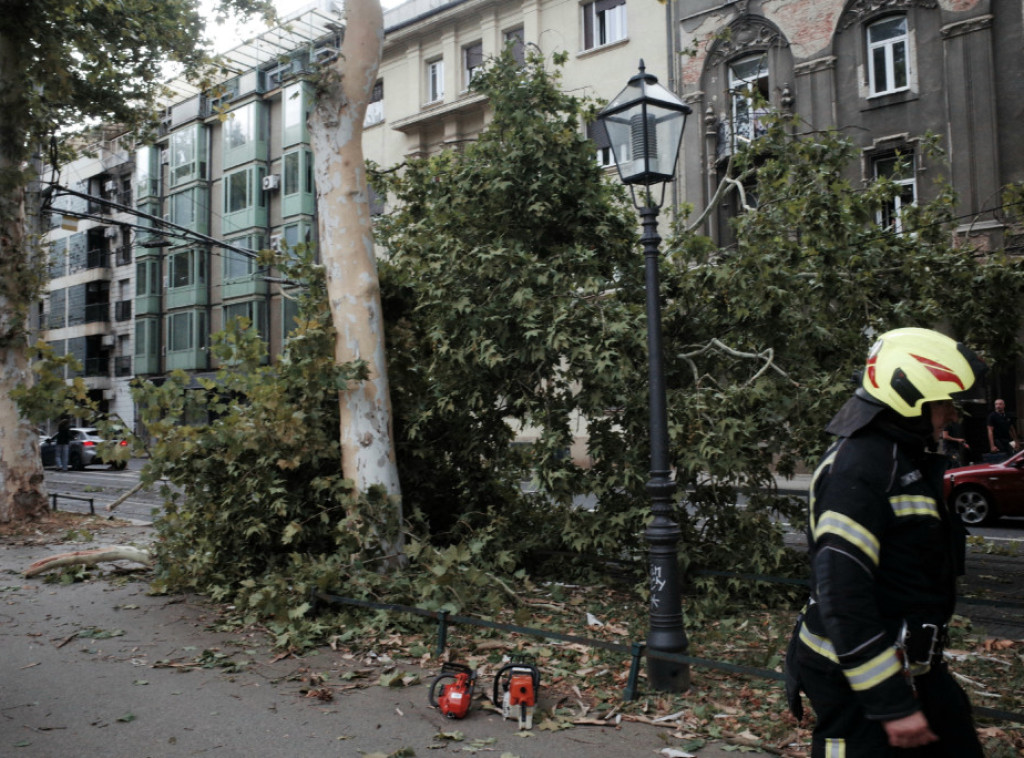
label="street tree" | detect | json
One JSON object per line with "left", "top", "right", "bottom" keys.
{"left": 0, "top": 0, "right": 272, "bottom": 523}
{"left": 308, "top": 0, "right": 404, "bottom": 560}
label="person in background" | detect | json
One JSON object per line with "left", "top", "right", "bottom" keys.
{"left": 986, "top": 398, "right": 1018, "bottom": 456}
{"left": 55, "top": 415, "right": 72, "bottom": 472}
{"left": 941, "top": 413, "right": 969, "bottom": 468}
{"left": 785, "top": 328, "right": 985, "bottom": 757}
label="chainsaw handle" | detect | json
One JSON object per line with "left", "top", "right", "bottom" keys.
{"left": 428, "top": 673, "right": 457, "bottom": 708}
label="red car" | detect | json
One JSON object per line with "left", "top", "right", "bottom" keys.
{"left": 944, "top": 451, "right": 1024, "bottom": 525}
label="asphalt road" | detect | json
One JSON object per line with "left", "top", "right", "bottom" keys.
{"left": 43, "top": 458, "right": 164, "bottom": 524}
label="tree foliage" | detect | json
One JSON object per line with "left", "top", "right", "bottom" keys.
{"left": 0, "top": 0, "right": 273, "bottom": 522}
{"left": 53, "top": 50, "right": 1024, "bottom": 640}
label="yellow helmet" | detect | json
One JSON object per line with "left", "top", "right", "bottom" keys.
{"left": 860, "top": 327, "right": 985, "bottom": 417}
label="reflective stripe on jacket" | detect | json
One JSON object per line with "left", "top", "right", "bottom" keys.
{"left": 799, "top": 426, "right": 963, "bottom": 720}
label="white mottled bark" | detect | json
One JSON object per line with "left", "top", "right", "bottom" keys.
{"left": 0, "top": 29, "right": 48, "bottom": 523}
{"left": 308, "top": 0, "right": 402, "bottom": 551}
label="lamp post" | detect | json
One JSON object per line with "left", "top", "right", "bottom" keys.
{"left": 597, "top": 60, "right": 691, "bottom": 693}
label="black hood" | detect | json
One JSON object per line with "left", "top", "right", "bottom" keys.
{"left": 826, "top": 389, "right": 934, "bottom": 448}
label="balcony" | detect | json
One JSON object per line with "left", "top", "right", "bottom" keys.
{"left": 87, "top": 248, "right": 110, "bottom": 270}
{"left": 84, "top": 302, "right": 110, "bottom": 324}
{"left": 115, "top": 300, "right": 132, "bottom": 322}
{"left": 83, "top": 356, "right": 110, "bottom": 377}
{"left": 114, "top": 356, "right": 133, "bottom": 377}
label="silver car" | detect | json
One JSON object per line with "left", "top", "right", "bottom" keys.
{"left": 40, "top": 427, "right": 128, "bottom": 471}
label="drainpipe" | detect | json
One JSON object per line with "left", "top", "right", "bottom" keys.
{"left": 264, "top": 93, "right": 274, "bottom": 358}
{"left": 667, "top": 0, "right": 680, "bottom": 222}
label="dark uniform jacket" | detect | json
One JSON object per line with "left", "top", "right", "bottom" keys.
{"left": 795, "top": 414, "right": 965, "bottom": 721}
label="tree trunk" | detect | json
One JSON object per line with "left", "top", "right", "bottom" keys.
{"left": 308, "top": 0, "right": 403, "bottom": 554}
{"left": 0, "top": 29, "right": 48, "bottom": 523}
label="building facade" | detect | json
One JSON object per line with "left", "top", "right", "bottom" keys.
{"left": 676, "top": 0, "right": 1024, "bottom": 254}
{"left": 38, "top": 0, "right": 669, "bottom": 434}
{"left": 672, "top": 0, "right": 1024, "bottom": 429}
{"left": 36, "top": 0, "right": 1024, "bottom": 436}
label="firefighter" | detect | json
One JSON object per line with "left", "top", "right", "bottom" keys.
{"left": 785, "top": 327, "right": 986, "bottom": 757}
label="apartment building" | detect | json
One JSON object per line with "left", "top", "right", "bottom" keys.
{"left": 676, "top": 0, "right": 1024, "bottom": 252}
{"left": 672, "top": 0, "right": 1024, "bottom": 418}
{"left": 38, "top": 0, "right": 670, "bottom": 432}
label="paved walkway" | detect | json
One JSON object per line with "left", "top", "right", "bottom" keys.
{"left": 0, "top": 524, "right": 772, "bottom": 758}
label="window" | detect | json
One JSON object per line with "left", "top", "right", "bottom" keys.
{"left": 729, "top": 55, "right": 770, "bottom": 146}
{"left": 167, "top": 310, "right": 208, "bottom": 353}
{"left": 364, "top": 80, "right": 384, "bottom": 127}
{"left": 223, "top": 300, "right": 267, "bottom": 341}
{"left": 224, "top": 249, "right": 256, "bottom": 281}
{"left": 222, "top": 166, "right": 266, "bottom": 233}
{"left": 135, "top": 145, "right": 159, "bottom": 198}
{"left": 586, "top": 121, "right": 616, "bottom": 167}
{"left": 867, "top": 16, "right": 908, "bottom": 96}
{"left": 135, "top": 259, "right": 161, "bottom": 296}
{"left": 223, "top": 102, "right": 266, "bottom": 168}
{"left": 282, "top": 150, "right": 314, "bottom": 218}
{"left": 874, "top": 152, "right": 916, "bottom": 233}
{"left": 225, "top": 103, "right": 256, "bottom": 151}
{"left": 168, "top": 125, "right": 207, "bottom": 187}
{"left": 504, "top": 28, "right": 525, "bottom": 66}
{"left": 134, "top": 318, "right": 160, "bottom": 358}
{"left": 463, "top": 42, "right": 483, "bottom": 89}
{"left": 282, "top": 82, "right": 312, "bottom": 147}
{"left": 168, "top": 187, "right": 209, "bottom": 234}
{"left": 426, "top": 59, "right": 444, "bottom": 104}
{"left": 283, "top": 151, "right": 301, "bottom": 196}
{"left": 582, "top": 0, "right": 627, "bottom": 51}
{"left": 168, "top": 249, "right": 207, "bottom": 289}
{"left": 224, "top": 168, "right": 265, "bottom": 214}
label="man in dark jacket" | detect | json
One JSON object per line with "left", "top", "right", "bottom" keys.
{"left": 785, "top": 327, "right": 985, "bottom": 756}
{"left": 55, "top": 416, "right": 72, "bottom": 472}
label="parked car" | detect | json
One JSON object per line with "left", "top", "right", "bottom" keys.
{"left": 943, "top": 450, "right": 1024, "bottom": 525}
{"left": 40, "top": 427, "right": 128, "bottom": 471}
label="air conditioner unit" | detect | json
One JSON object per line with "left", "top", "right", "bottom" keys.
{"left": 262, "top": 174, "right": 281, "bottom": 191}
{"left": 104, "top": 226, "right": 119, "bottom": 238}
{"left": 269, "top": 234, "right": 283, "bottom": 253}
{"left": 103, "top": 180, "right": 117, "bottom": 193}
{"left": 160, "top": 149, "right": 169, "bottom": 164}
{"left": 101, "top": 333, "right": 116, "bottom": 347}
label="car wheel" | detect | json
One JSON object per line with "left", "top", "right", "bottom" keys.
{"left": 114, "top": 460, "right": 127, "bottom": 470}
{"left": 952, "top": 487, "right": 996, "bottom": 526}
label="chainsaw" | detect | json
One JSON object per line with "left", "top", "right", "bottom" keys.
{"left": 428, "top": 662, "right": 477, "bottom": 719}
{"left": 493, "top": 658, "right": 540, "bottom": 730}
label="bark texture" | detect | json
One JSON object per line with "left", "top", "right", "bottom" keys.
{"left": 0, "top": 28, "right": 48, "bottom": 523}
{"left": 308, "top": 0, "right": 402, "bottom": 520}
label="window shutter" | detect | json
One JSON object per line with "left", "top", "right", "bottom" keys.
{"left": 587, "top": 121, "right": 610, "bottom": 149}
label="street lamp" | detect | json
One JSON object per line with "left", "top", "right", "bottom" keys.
{"left": 597, "top": 60, "right": 691, "bottom": 693}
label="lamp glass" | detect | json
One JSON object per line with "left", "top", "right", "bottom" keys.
{"left": 598, "top": 71, "right": 691, "bottom": 187}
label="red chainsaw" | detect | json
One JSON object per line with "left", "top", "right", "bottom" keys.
{"left": 428, "top": 662, "right": 477, "bottom": 719}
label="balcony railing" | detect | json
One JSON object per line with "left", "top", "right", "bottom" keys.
{"left": 83, "top": 356, "right": 110, "bottom": 377}
{"left": 115, "top": 300, "right": 132, "bottom": 322}
{"left": 84, "top": 302, "right": 110, "bottom": 323}
{"left": 114, "top": 356, "right": 132, "bottom": 377}
{"left": 87, "top": 248, "right": 110, "bottom": 269}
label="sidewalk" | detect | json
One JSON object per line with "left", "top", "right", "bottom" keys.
{"left": 0, "top": 523, "right": 772, "bottom": 758}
